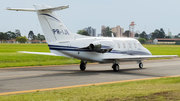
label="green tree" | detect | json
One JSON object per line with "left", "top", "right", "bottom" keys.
{"left": 0, "top": 32, "right": 5, "bottom": 40}
{"left": 138, "top": 38, "right": 146, "bottom": 44}
{"left": 151, "top": 29, "right": 159, "bottom": 39}
{"left": 16, "top": 36, "right": 28, "bottom": 43}
{"left": 165, "top": 36, "right": 171, "bottom": 39}
{"left": 157, "top": 28, "right": 165, "bottom": 38}
{"left": 37, "top": 33, "right": 45, "bottom": 41}
{"left": 135, "top": 33, "right": 139, "bottom": 37}
{"left": 33, "top": 35, "right": 38, "bottom": 40}
{"left": 123, "top": 30, "right": 130, "bottom": 37}
{"left": 28, "top": 31, "right": 34, "bottom": 40}
{"left": 102, "top": 27, "right": 112, "bottom": 37}
{"left": 0, "top": 32, "right": 11, "bottom": 40}
{"left": 77, "top": 30, "right": 90, "bottom": 36}
{"left": 15, "top": 29, "right": 21, "bottom": 37}
{"left": 139, "top": 31, "right": 148, "bottom": 40}
{"left": 151, "top": 28, "right": 165, "bottom": 39}
{"left": 174, "top": 35, "right": 179, "bottom": 39}
{"left": 178, "top": 33, "right": 180, "bottom": 37}
{"left": 6, "top": 31, "right": 16, "bottom": 39}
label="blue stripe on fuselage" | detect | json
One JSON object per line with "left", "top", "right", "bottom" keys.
{"left": 48, "top": 45, "right": 150, "bottom": 55}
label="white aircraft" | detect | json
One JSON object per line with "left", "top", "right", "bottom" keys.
{"left": 6, "top": 5, "right": 178, "bottom": 72}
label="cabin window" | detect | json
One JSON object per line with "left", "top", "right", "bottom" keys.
{"left": 134, "top": 43, "right": 136, "bottom": 48}
{"left": 123, "top": 43, "right": 126, "bottom": 48}
{"left": 129, "top": 43, "right": 131, "bottom": 48}
{"left": 117, "top": 43, "right": 120, "bottom": 48}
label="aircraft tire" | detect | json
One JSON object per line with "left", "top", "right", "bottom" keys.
{"left": 80, "top": 62, "right": 86, "bottom": 71}
{"left": 113, "top": 64, "right": 119, "bottom": 72}
{"left": 139, "top": 62, "right": 143, "bottom": 69}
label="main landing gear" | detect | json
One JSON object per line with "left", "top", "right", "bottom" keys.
{"left": 79, "top": 60, "right": 143, "bottom": 72}
{"left": 111, "top": 60, "right": 144, "bottom": 72}
{"left": 112, "top": 64, "right": 119, "bottom": 72}
{"left": 139, "top": 62, "right": 143, "bottom": 69}
{"left": 112, "top": 60, "right": 119, "bottom": 72}
{"left": 80, "top": 60, "right": 87, "bottom": 71}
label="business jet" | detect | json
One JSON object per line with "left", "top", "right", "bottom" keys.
{"left": 6, "top": 5, "right": 178, "bottom": 72}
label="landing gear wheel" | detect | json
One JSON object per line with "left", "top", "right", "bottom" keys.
{"left": 80, "top": 61, "right": 86, "bottom": 71}
{"left": 139, "top": 62, "right": 143, "bottom": 69}
{"left": 112, "top": 64, "right": 119, "bottom": 72}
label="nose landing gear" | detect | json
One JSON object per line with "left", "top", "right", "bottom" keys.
{"left": 80, "top": 60, "right": 87, "bottom": 71}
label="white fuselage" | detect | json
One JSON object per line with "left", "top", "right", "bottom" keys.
{"left": 49, "top": 36, "right": 151, "bottom": 63}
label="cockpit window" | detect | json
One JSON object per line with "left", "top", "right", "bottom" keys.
{"left": 137, "top": 42, "right": 141, "bottom": 47}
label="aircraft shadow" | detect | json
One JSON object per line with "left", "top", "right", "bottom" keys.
{"left": 0, "top": 67, "right": 163, "bottom": 82}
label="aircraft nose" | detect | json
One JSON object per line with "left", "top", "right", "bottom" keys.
{"left": 143, "top": 47, "right": 152, "bottom": 55}
{"left": 146, "top": 48, "right": 152, "bottom": 55}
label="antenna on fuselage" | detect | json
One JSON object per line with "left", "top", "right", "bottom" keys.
{"left": 111, "top": 33, "right": 114, "bottom": 37}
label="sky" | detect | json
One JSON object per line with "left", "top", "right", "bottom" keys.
{"left": 1, "top": 0, "right": 180, "bottom": 37}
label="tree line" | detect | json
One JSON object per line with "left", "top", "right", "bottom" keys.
{"left": 79, "top": 26, "right": 180, "bottom": 44}
{"left": 0, "top": 30, "right": 21, "bottom": 41}
{"left": 135, "top": 28, "right": 180, "bottom": 44}
{"left": 0, "top": 30, "right": 45, "bottom": 43}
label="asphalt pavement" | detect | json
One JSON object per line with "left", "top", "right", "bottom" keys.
{"left": 0, "top": 58, "right": 180, "bottom": 94}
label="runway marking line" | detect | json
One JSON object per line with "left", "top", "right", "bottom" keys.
{"left": 0, "top": 75, "right": 179, "bottom": 96}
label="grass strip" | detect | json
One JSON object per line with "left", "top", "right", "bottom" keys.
{"left": 0, "top": 76, "right": 179, "bottom": 101}
{"left": 0, "top": 53, "right": 80, "bottom": 68}
{"left": 0, "top": 44, "right": 180, "bottom": 68}
{"left": 0, "top": 44, "right": 80, "bottom": 68}
{"left": 144, "top": 44, "right": 180, "bottom": 56}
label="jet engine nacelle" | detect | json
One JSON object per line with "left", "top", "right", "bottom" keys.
{"left": 89, "top": 40, "right": 114, "bottom": 53}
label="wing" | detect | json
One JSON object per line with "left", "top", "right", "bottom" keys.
{"left": 103, "top": 53, "right": 178, "bottom": 61}
{"left": 18, "top": 51, "right": 57, "bottom": 56}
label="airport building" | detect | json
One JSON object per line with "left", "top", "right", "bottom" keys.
{"left": 101, "top": 25, "right": 106, "bottom": 36}
{"left": 111, "top": 25, "right": 124, "bottom": 37}
{"left": 101, "top": 25, "right": 124, "bottom": 37}
{"left": 153, "top": 38, "right": 180, "bottom": 44}
{"left": 83, "top": 27, "right": 96, "bottom": 36}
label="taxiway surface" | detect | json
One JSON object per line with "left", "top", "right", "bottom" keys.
{"left": 0, "top": 58, "right": 180, "bottom": 94}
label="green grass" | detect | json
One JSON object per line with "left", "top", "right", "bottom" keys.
{"left": 0, "top": 44, "right": 180, "bottom": 68}
{"left": 0, "top": 53, "right": 80, "bottom": 68}
{"left": 0, "top": 76, "right": 180, "bottom": 101}
{"left": 0, "top": 44, "right": 80, "bottom": 68}
{"left": 0, "top": 43, "right": 50, "bottom": 53}
{"left": 144, "top": 44, "right": 180, "bottom": 56}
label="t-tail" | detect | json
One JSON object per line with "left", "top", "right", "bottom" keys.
{"left": 6, "top": 5, "right": 74, "bottom": 43}
{"left": 34, "top": 5, "right": 74, "bottom": 43}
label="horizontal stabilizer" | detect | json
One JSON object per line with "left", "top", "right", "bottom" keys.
{"left": 6, "top": 7, "right": 36, "bottom": 12}
{"left": 18, "top": 51, "right": 58, "bottom": 56}
{"left": 37, "top": 5, "right": 69, "bottom": 12}
{"left": 6, "top": 5, "right": 69, "bottom": 12}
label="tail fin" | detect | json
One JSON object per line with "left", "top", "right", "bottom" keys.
{"left": 34, "top": 5, "right": 74, "bottom": 43}
{"left": 6, "top": 5, "right": 75, "bottom": 43}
